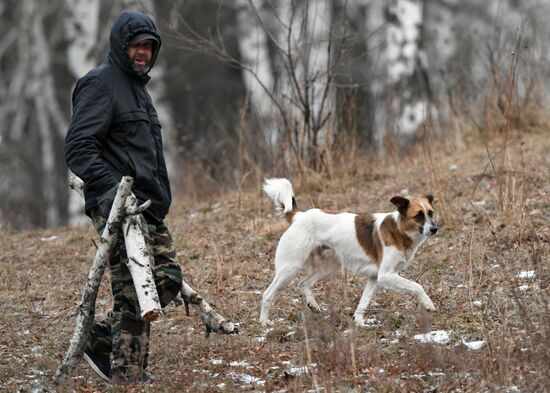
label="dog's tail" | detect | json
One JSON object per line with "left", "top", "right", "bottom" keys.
{"left": 263, "top": 178, "right": 298, "bottom": 223}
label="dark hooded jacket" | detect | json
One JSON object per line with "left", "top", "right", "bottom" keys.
{"left": 64, "top": 11, "right": 170, "bottom": 223}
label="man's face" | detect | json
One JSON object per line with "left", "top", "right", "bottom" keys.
{"left": 127, "top": 40, "right": 153, "bottom": 74}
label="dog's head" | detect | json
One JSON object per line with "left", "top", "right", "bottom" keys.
{"left": 390, "top": 194, "right": 439, "bottom": 237}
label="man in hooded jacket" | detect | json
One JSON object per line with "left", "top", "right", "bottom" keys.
{"left": 64, "top": 11, "right": 183, "bottom": 384}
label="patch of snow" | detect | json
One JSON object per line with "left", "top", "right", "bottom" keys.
{"left": 229, "top": 360, "right": 254, "bottom": 368}
{"left": 364, "top": 317, "right": 379, "bottom": 325}
{"left": 192, "top": 369, "right": 218, "bottom": 377}
{"left": 491, "top": 264, "right": 501, "bottom": 269}
{"left": 461, "top": 339, "right": 486, "bottom": 350}
{"left": 256, "top": 336, "right": 267, "bottom": 343}
{"left": 210, "top": 359, "right": 224, "bottom": 365}
{"left": 285, "top": 363, "right": 317, "bottom": 376}
{"left": 227, "top": 372, "right": 265, "bottom": 386}
{"left": 30, "top": 345, "right": 42, "bottom": 355}
{"left": 284, "top": 331, "right": 295, "bottom": 339}
{"left": 473, "top": 300, "right": 483, "bottom": 307}
{"left": 40, "top": 236, "right": 57, "bottom": 242}
{"left": 517, "top": 270, "right": 535, "bottom": 279}
{"left": 518, "top": 284, "right": 531, "bottom": 291}
{"left": 414, "top": 330, "right": 451, "bottom": 344}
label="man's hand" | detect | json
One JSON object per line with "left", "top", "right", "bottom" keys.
{"left": 98, "top": 183, "right": 119, "bottom": 217}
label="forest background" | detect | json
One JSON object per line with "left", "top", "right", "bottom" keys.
{"left": 1, "top": 0, "right": 548, "bottom": 229}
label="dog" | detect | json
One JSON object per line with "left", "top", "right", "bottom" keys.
{"left": 259, "top": 178, "right": 439, "bottom": 326}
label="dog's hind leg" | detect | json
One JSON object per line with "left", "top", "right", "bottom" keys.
{"left": 299, "top": 249, "right": 338, "bottom": 312}
{"left": 299, "top": 269, "right": 331, "bottom": 312}
{"left": 260, "top": 263, "right": 301, "bottom": 326}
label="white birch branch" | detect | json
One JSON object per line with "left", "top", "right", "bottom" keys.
{"left": 121, "top": 194, "right": 161, "bottom": 321}
{"left": 54, "top": 176, "right": 134, "bottom": 384}
{"left": 68, "top": 176, "right": 162, "bottom": 321}
{"left": 175, "top": 282, "right": 237, "bottom": 337}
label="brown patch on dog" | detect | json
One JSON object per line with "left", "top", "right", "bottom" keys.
{"left": 379, "top": 215, "right": 413, "bottom": 251}
{"left": 284, "top": 210, "right": 297, "bottom": 224}
{"left": 257, "top": 221, "right": 290, "bottom": 237}
{"left": 283, "top": 196, "right": 299, "bottom": 223}
{"left": 355, "top": 214, "right": 382, "bottom": 264}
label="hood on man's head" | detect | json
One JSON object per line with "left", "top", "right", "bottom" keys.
{"left": 108, "top": 11, "right": 162, "bottom": 77}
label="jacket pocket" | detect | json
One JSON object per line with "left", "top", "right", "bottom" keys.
{"left": 112, "top": 109, "right": 150, "bottom": 126}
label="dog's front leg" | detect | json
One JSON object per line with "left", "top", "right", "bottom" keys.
{"left": 353, "top": 276, "right": 378, "bottom": 326}
{"left": 377, "top": 249, "right": 435, "bottom": 311}
{"left": 377, "top": 272, "right": 435, "bottom": 311}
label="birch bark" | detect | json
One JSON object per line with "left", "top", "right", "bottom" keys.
{"left": 64, "top": 0, "right": 100, "bottom": 226}
{"left": 386, "top": 0, "right": 427, "bottom": 140}
{"left": 236, "top": 0, "right": 278, "bottom": 156}
{"left": 29, "top": 1, "right": 68, "bottom": 226}
{"left": 304, "top": 0, "right": 334, "bottom": 148}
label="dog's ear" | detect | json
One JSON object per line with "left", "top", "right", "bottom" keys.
{"left": 424, "top": 194, "right": 434, "bottom": 204}
{"left": 390, "top": 196, "right": 409, "bottom": 216}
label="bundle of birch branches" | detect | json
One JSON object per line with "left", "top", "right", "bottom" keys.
{"left": 54, "top": 176, "right": 236, "bottom": 384}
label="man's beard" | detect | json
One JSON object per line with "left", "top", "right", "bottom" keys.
{"left": 131, "top": 60, "right": 150, "bottom": 75}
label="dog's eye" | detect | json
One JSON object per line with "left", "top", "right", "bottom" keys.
{"left": 428, "top": 210, "right": 433, "bottom": 218}
{"left": 415, "top": 212, "right": 424, "bottom": 219}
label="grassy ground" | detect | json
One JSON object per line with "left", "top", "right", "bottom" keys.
{"left": 0, "top": 126, "right": 548, "bottom": 392}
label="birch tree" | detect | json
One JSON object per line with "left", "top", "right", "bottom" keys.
{"left": 64, "top": 0, "right": 100, "bottom": 226}
{"left": 0, "top": 0, "right": 68, "bottom": 228}
{"left": 235, "top": 0, "right": 278, "bottom": 157}
{"left": 273, "top": 0, "right": 336, "bottom": 165}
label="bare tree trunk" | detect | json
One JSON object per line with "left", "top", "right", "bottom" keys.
{"left": 236, "top": 0, "right": 278, "bottom": 156}
{"left": 365, "top": 0, "right": 389, "bottom": 146}
{"left": 64, "top": 0, "right": 100, "bottom": 226}
{"left": 275, "top": 0, "right": 336, "bottom": 164}
{"left": 275, "top": 0, "right": 307, "bottom": 162}
{"left": 386, "top": 0, "right": 428, "bottom": 143}
{"left": 24, "top": 1, "right": 68, "bottom": 227}
{"left": 304, "top": 0, "right": 334, "bottom": 150}
{"left": 65, "top": 0, "right": 99, "bottom": 77}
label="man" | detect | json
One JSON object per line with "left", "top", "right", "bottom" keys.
{"left": 64, "top": 11, "right": 182, "bottom": 384}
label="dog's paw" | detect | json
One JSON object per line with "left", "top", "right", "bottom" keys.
{"left": 423, "top": 299, "right": 436, "bottom": 312}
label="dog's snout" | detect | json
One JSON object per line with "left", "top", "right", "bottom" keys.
{"left": 430, "top": 226, "right": 439, "bottom": 235}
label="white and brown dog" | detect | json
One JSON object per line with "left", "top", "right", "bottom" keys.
{"left": 260, "top": 178, "right": 439, "bottom": 326}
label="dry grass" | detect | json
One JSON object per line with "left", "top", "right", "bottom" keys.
{"left": 0, "top": 124, "right": 549, "bottom": 392}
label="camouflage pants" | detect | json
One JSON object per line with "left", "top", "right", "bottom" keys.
{"left": 88, "top": 210, "right": 182, "bottom": 378}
